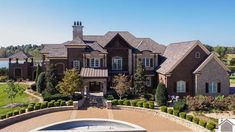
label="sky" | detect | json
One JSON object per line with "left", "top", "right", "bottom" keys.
{"left": 0, "top": 0, "right": 235, "bottom": 47}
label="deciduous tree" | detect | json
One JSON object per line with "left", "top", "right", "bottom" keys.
{"left": 4, "top": 80, "right": 24, "bottom": 105}
{"left": 113, "top": 74, "right": 130, "bottom": 100}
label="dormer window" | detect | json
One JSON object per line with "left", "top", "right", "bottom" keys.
{"left": 90, "top": 58, "right": 100, "bottom": 68}
{"left": 195, "top": 52, "right": 200, "bottom": 58}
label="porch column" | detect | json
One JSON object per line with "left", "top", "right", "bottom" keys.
{"left": 128, "top": 49, "right": 132, "bottom": 74}
{"left": 102, "top": 81, "right": 107, "bottom": 94}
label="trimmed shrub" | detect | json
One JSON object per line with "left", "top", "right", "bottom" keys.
{"left": 206, "top": 122, "right": 216, "bottom": 130}
{"left": 34, "top": 103, "right": 41, "bottom": 110}
{"left": 112, "top": 99, "right": 118, "bottom": 105}
{"left": 186, "top": 115, "right": 193, "bottom": 121}
{"left": 28, "top": 103, "right": 35, "bottom": 107}
{"left": 48, "top": 102, "right": 54, "bottom": 107}
{"left": 199, "top": 120, "right": 207, "bottom": 127}
{"left": 0, "top": 115, "right": 6, "bottom": 119}
{"left": 67, "top": 100, "right": 73, "bottom": 106}
{"left": 137, "top": 101, "right": 144, "bottom": 107}
{"left": 31, "top": 83, "right": 37, "bottom": 91}
{"left": 60, "top": 101, "right": 66, "bottom": 106}
{"left": 173, "top": 99, "right": 186, "bottom": 112}
{"left": 42, "top": 92, "right": 71, "bottom": 102}
{"left": 160, "top": 106, "right": 167, "bottom": 112}
{"left": 192, "top": 117, "right": 199, "bottom": 124}
{"left": 149, "top": 101, "right": 154, "bottom": 109}
{"left": 143, "top": 102, "right": 149, "bottom": 108}
{"left": 20, "top": 108, "right": 26, "bottom": 114}
{"left": 131, "top": 100, "right": 138, "bottom": 107}
{"left": 173, "top": 110, "right": 180, "bottom": 116}
{"left": 13, "top": 110, "right": 19, "bottom": 116}
{"left": 0, "top": 76, "right": 8, "bottom": 82}
{"left": 54, "top": 101, "right": 60, "bottom": 107}
{"left": 118, "top": 100, "right": 124, "bottom": 105}
{"left": 28, "top": 106, "right": 34, "bottom": 112}
{"left": 106, "top": 95, "right": 114, "bottom": 100}
{"left": 167, "top": 109, "right": 173, "bottom": 114}
{"left": 123, "top": 100, "right": 130, "bottom": 106}
{"left": 41, "top": 102, "right": 48, "bottom": 109}
{"left": 179, "top": 112, "right": 186, "bottom": 119}
{"left": 6, "top": 112, "right": 13, "bottom": 118}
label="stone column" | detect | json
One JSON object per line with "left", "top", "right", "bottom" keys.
{"left": 128, "top": 49, "right": 132, "bottom": 74}
{"left": 104, "top": 54, "right": 107, "bottom": 68}
{"left": 103, "top": 81, "right": 107, "bottom": 94}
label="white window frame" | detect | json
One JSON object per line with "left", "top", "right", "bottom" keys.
{"left": 209, "top": 82, "right": 217, "bottom": 93}
{"left": 146, "top": 76, "right": 152, "bottom": 87}
{"left": 73, "top": 60, "right": 80, "bottom": 70}
{"left": 112, "top": 57, "right": 122, "bottom": 70}
{"left": 195, "top": 52, "right": 201, "bottom": 58}
{"left": 177, "top": 80, "right": 186, "bottom": 93}
{"left": 90, "top": 58, "right": 100, "bottom": 68}
{"left": 143, "top": 58, "right": 151, "bottom": 67}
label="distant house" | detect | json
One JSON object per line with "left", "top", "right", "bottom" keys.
{"left": 8, "top": 21, "right": 231, "bottom": 96}
{"left": 218, "top": 119, "right": 235, "bottom": 132}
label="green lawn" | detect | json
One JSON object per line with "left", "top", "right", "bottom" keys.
{"left": 0, "top": 84, "right": 38, "bottom": 115}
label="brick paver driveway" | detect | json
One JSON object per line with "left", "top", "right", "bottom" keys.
{"left": 1, "top": 107, "right": 192, "bottom": 132}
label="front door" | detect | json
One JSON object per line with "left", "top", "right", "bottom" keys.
{"left": 89, "top": 82, "right": 101, "bottom": 92}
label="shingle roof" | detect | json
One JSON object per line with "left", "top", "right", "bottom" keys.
{"left": 157, "top": 40, "right": 199, "bottom": 74}
{"left": 65, "top": 36, "right": 86, "bottom": 46}
{"left": 86, "top": 42, "right": 107, "bottom": 53}
{"left": 8, "top": 51, "right": 32, "bottom": 59}
{"left": 41, "top": 43, "right": 67, "bottom": 58}
{"left": 80, "top": 68, "right": 108, "bottom": 78}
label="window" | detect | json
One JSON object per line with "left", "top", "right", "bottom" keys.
{"left": 209, "top": 82, "right": 217, "bottom": 93}
{"left": 146, "top": 76, "right": 152, "bottom": 87}
{"left": 195, "top": 52, "right": 200, "bottom": 58}
{"left": 143, "top": 58, "right": 151, "bottom": 67}
{"left": 176, "top": 80, "right": 186, "bottom": 93}
{"left": 73, "top": 60, "right": 80, "bottom": 69}
{"left": 90, "top": 58, "right": 100, "bottom": 68}
{"left": 112, "top": 57, "right": 122, "bottom": 70}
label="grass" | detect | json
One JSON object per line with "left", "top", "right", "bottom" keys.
{"left": 0, "top": 84, "right": 38, "bottom": 116}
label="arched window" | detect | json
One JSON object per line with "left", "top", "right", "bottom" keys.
{"left": 112, "top": 56, "right": 122, "bottom": 70}
{"left": 176, "top": 80, "right": 186, "bottom": 93}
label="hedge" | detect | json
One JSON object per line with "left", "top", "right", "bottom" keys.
{"left": 6, "top": 112, "right": 13, "bottom": 118}
{"left": 192, "top": 117, "right": 199, "bottom": 124}
{"left": 206, "top": 122, "right": 216, "bottom": 130}
{"left": 118, "top": 100, "right": 124, "bottom": 105}
{"left": 13, "top": 110, "right": 19, "bottom": 116}
{"left": 20, "top": 108, "right": 26, "bottom": 114}
{"left": 160, "top": 106, "right": 167, "bottom": 112}
{"left": 137, "top": 101, "right": 144, "bottom": 107}
{"left": 54, "top": 101, "right": 60, "bottom": 107}
{"left": 41, "top": 102, "right": 48, "bottom": 109}
{"left": 123, "top": 100, "right": 130, "bottom": 106}
{"left": 48, "top": 102, "right": 54, "bottom": 107}
{"left": 60, "top": 101, "right": 66, "bottom": 106}
{"left": 0, "top": 115, "right": 6, "bottom": 119}
{"left": 179, "top": 112, "right": 186, "bottom": 119}
{"left": 131, "top": 100, "right": 138, "bottom": 107}
{"left": 28, "top": 106, "right": 34, "bottom": 112}
{"left": 35, "top": 104, "right": 41, "bottom": 110}
{"left": 167, "top": 109, "right": 173, "bottom": 114}
{"left": 68, "top": 100, "right": 73, "bottom": 106}
{"left": 112, "top": 99, "right": 118, "bottom": 105}
{"left": 199, "top": 120, "right": 207, "bottom": 127}
{"left": 173, "top": 110, "right": 180, "bottom": 116}
{"left": 186, "top": 115, "right": 193, "bottom": 121}
{"left": 149, "top": 102, "right": 154, "bottom": 109}
{"left": 143, "top": 102, "right": 149, "bottom": 108}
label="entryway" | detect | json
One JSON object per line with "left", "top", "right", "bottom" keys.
{"left": 89, "top": 81, "right": 101, "bottom": 92}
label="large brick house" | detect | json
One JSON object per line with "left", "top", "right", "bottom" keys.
{"left": 9, "top": 21, "right": 230, "bottom": 96}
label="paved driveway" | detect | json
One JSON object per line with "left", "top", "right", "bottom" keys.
{"left": 1, "top": 107, "right": 191, "bottom": 132}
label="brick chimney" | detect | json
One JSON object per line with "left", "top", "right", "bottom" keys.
{"left": 72, "top": 21, "right": 83, "bottom": 40}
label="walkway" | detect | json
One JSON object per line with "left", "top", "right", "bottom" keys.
{"left": 1, "top": 107, "right": 192, "bottom": 132}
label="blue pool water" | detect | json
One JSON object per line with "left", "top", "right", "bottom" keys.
{"left": 0, "top": 61, "right": 8, "bottom": 68}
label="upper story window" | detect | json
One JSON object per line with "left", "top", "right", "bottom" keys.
{"left": 195, "top": 52, "right": 201, "bottom": 58}
{"left": 176, "top": 80, "right": 186, "bottom": 93}
{"left": 73, "top": 60, "right": 80, "bottom": 70}
{"left": 112, "top": 56, "right": 122, "bottom": 70}
{"left": 146, "top": 76, "right": 152, "bottom": 87}
{"left": 90, "top": 58, "right": 100, "bottom": 68}
{"left": 143, "top": 58, "right": 151, "bottom": 67}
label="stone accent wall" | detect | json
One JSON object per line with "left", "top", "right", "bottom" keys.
{"left": 195, "top": 58, "right": 230, "bottom": 96}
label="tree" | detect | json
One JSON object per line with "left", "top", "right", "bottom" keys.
{"left": 45, "top": 64, "right": 58, "bottom": 94}
{"left": 230, "top": 58, "right": 235, "bottom": 66}
{"left": 155, "top": 82, "right": 168, "bottom": 106}
{"left": 56, "top": 69, "right": 82, "bottom": 99}
{"left": 35, "top": 64, "right": 41, "bottom": 81}
{"left": 133, "top": 60, "right": 146, "bottom": 95}
{"left": 36, "top": 72, "right": 46, "bottom": 93}
{"left": 113, "top": 74, "right": 130, "bottom": 99}
{"left": 4, "top": 80, "right": 24, "bottom": 105}
{"left": 214, "top": 46, "right": 226, "bottom": 59}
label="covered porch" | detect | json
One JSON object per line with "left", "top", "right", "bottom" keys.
{"left": 80, "top": 68, "right": 108, "bottom": 94}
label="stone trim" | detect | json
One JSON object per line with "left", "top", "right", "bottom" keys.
{"left": 114, "top": 105, "right": 210, "bottom": 132}
{"left": 0, "top": 106, "right": 73, "bottom": 129}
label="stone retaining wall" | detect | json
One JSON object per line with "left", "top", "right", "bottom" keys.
{"left": 0, "top": 106, "right": 73, "bottom": 129}
{"left": 115, "top": 105, "right": 210, "bottom": 132}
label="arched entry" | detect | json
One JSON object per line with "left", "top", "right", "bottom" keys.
{"left": 89, "top": 81, "right": 102, "bottom": 92}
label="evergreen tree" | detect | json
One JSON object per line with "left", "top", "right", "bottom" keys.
{"left": 35, "top": 64, "right": 41, "bottom": 81}
{"left": 36, "top": 72, "right": 46, "bottom": 93}
{"left": 133, "top": 60, "right": 146, "bottom": 96}
{"left": 45, "top": 64, "right": 58, "bottom": 94}
{"left": 57, "top": 69, "right": 82, "bottom": 99}
{"left": 155, "top": 82, "right": 168, "bottom": 106}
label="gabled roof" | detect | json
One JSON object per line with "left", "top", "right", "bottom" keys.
{"left": 41, "top": 43, "right": 67, "bottom": 58}
{"left": 193, "top": 52, "right": 231, "bottom": 74}
{"left": 8, "top": 51, "right": 32, "bottom": 59}
{"left": 219, "top": 119, "right": 235, "bottom": 126}
{"left": 86, "top": 42, "right": 107, "bottom": 53}
{"left": 157, "top": 40, "right": 210, "bottom": 74}
{"left": 64, "top": 36, "right": 86, "bottom": 46}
